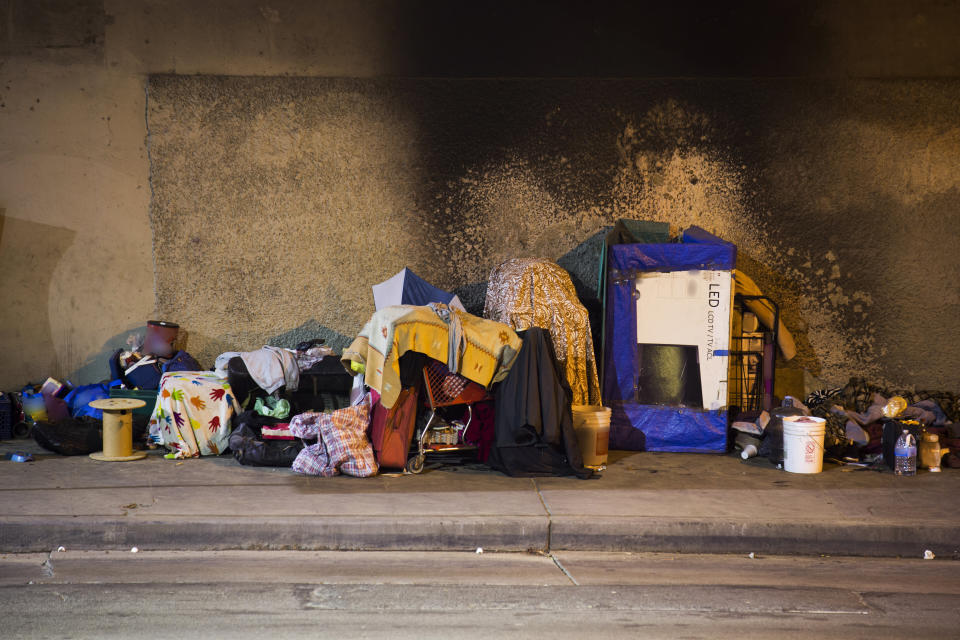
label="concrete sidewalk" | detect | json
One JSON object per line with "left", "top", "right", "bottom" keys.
{"left": 1, "top": 438, "right": 957, "bottom": 558}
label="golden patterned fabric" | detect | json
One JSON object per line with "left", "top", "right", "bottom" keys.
{"left": 484, "top": 258, "right": 601, "bottom": 406}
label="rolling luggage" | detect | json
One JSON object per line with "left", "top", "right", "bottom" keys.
{"left": 227, "top": 355, "right": 353, "bottom": 413}
{"left": 288, "top": 356, "right": 353, "bottom": 413}
{"left": 368, "top": 387, "right": 418, "bottom": 469}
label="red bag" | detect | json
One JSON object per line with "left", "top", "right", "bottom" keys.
{"left": 368, "top": 387, "right": 417, "bottom": 469}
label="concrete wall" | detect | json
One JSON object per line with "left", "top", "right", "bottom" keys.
{"left": 1, "top": 0, "right": 154, "bottom": 388}
{"left": 2, "top": 0, "right": 959, "bottom": 393}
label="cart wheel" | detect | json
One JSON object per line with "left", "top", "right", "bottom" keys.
{"left": 406, "top": 454, "right": 425, "bottom": 474}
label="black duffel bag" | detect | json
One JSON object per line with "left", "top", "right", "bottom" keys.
{"left": 228, "top": 410, "right": 306, "bottom": 467}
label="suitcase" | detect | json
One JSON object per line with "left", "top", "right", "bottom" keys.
{"left": 287, "top": 356, "right": 353, "bottom": 413}
{"left": 228, "top": 355, "right": 353, "bottom": 413}
{"left": 368, "top": 387, "right": 418, "bottom": 469}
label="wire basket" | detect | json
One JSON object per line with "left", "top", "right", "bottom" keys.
{"left": 423, "top": 360, "right": 487, "bottom": 408}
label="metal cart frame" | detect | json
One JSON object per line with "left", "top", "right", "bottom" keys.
{"left": 405, "top": 360, "right": 490, "bottom": 474}
{"left": 728, "top": 294, "right": 779, "bottom": 413}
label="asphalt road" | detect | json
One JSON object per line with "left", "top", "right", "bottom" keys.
{"left": 1, "top": 550, "right": 957, "bottom": 639}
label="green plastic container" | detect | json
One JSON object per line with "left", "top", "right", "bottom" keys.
{"left": 109, "top": 389, "right": 159, "bottom": 416}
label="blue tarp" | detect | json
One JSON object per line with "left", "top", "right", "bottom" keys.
{"left": 610, "top": 404, "right": 728, "bottom": 453}
{"left": 399, "top": 270, "right": 457, "bottom": 307}
{"left": 602, "top": 226, "right": 735, "bottom": 453}
{"left": 372, "top": 268, "right": 464, "bottom": 310}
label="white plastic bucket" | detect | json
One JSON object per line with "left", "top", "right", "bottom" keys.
{"left": 782, "top": 416, "right": 826, "bottom": 474}
{"left": 572, "top": 405, "right": 611, "bottom": 467}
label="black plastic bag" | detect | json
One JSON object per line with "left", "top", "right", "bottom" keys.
{"left": 757, "top": 407, "right": 806, "bottom": 465}
{"left": 32, "top": 417, "right": 102, "bottom": 455}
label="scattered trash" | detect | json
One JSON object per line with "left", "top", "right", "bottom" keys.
{"left": 475, "top": 547, "right": 483, "bottom": 554}
{"left": 924, "top": 549, "right": 935, "bottom": 560}
{"left": 748, "top": 552, "right": 756, "bottom": 559}
{"left": 41, "top": 547, "right": 57, "bottom": 577}
{"left": 57, "top": 546, "right": 65, "bottom": 553}
{"left": 731, "top": 410, "right": 769, "bottom": 437}
{"left": 882, "top": 396, "right": 908, "bottom": 419}
{"left": 5, "top": 452, "right": 34, "bottom": 462}
{"left": 130, "top": 547, "right": 139, "bottom": 553}
{"left": 122, "top": 503, "right": 138, "bottom": 510}
{"left": 735, "top": 432, "right": 760, "bottom": 459}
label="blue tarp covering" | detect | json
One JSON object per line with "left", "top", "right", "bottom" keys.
{"left": 373, "top": 267, "right": 463, "bottom": 310}
{"left": 610, "top": 404, "right": 728, "bottom": 453}
{"left": 399, "top": 269, "right": 457, "bottom": 307}
{"left": 602, "top": 226, "right": 735, "bottom": 452}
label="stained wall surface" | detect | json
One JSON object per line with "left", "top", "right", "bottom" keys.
{"left": 2, "top": 0, "right": 959, "bottom": 393}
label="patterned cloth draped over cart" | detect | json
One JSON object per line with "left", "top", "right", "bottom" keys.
{"left": 148, "top": 371, "right": 241, "bottom": 458}
{"left": 484, "top": 258, "right": 601, "bottom": 406}
{"left": 342, "top": 305, "right": 522, "bottom": 409}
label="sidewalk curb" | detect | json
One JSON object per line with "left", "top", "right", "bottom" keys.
{"left": 3, "top": 515, "right": 957, "bottom": 558}
{"left": 0, "top": 516, "right": 549, "bottom": 553}
{"left": 548, "top": 517, "right": 960, "bottom": 558}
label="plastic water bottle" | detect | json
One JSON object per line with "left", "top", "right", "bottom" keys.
{"left": 894, "top": 429, "right": 917, "bottom": 476}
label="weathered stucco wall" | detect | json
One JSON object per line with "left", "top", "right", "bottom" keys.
{"left": 146, "top": 77, "right": 960, "bottom": 390}
{"left": 2, "top": 0, "right": 959, "bottom": 394}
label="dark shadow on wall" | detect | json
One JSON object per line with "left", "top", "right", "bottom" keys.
{"left": 0, "top": 0, "right": 107, "bottom": 56}
{"left": 0, "top": 213, "right": 76, "bottom": 389}
{"left": 393, "top": 0, "right": 831, "bottom": 78}
{"left": 144, "top": 71, "right": 960, "bottom": 390}
{"left": 68, "top": 323, "right": 147, "bottom": 384}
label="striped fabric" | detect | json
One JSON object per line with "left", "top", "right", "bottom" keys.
{"left": 290, "top": 403, "right": 377, "bottom": 477}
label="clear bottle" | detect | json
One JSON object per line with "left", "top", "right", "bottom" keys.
{"left": 894, "top": 429, "right": 917, "bottom": 476}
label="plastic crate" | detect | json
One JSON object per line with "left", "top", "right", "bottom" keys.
{"left": 0, "top": 393, "right": 13, "bottom": 440}
{"left": 109, "top": 388, "right": 159, "bottom": 416}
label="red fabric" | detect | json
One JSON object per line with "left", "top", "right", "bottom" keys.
{"left": 461, "top": 400, "right": 495, "bottom": 463}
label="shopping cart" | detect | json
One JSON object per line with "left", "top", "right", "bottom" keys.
{"left": 728, "top": 294, "right": 779, "bottom": 413}
{"left": 406, "top": 359, "right": 490, "bottom": 474}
